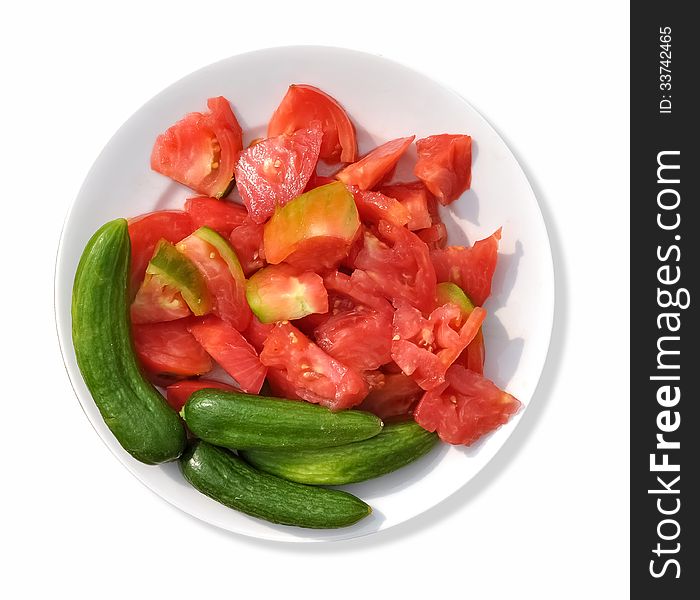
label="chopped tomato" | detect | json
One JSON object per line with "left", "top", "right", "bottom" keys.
{"left": 177, "top": 227, "right": 251, "bottom": 331}
{"left": 436, "top": 282, "right": 485, "bottom": 374}
{"left": 260, "top": 322, "right": 368, "bottom": 410}
{"left": 263, "top": 181, "right": 360, "bottom": 271}
{"left": 235, "top": 123, "right": 322, "bottom": 223}
{"left": 151, "top": 97, "right": 243, "bottom": 198}
{"left": 348, "top": 186, "right": 410, "bottom": 227}
{"left": 391, "top": 300, "right": 486, "bottom": 390}
{"left": 304, "top": 171, "right": 336, "bottom": 192}
{"left": 242, "top": 316, "right": 275, "bottom": 353}
{"left": 354, "top": 221, "right": 437, "bottom": 313}
{"left": 132, "top": 319, "right": 213, "bottom": 378}
{"left": 228, "top": 218, "right": 266, "bottom": 276}
{"left": 358, "top": 372, "right": 424, "bottom": 420}
{"left": 246, "top": 264, "right": 328, "bottom": 323}
{"left": 127, "top": 211, "right": 194, "bottom": 297}
{"left": 414, "top": 364, "right": 520, "bottom": 445}
{"left": 336, "top": 136, "right": 414, "bottom": 190}
{"left": 417, "top": 223, "right": 448, "bottom": 249}
{"left": 184, "top": 197, "right": 248, "bottom": 237}
{"left": 430, "top": 228, "right": 502, "bottom": 306}
{"left": 165, "top": 378, "right": 239, "bottom": 412}
{"left": 323, "top": 270, "right": 393, "bottom": 315}
{"left": 131, "top": 274, "right": 191, "bottom": 324}
{"left": 380, "top": 181, "right": 432, "bottom": 230}
{"left": 414, "top": 134, "right": 472, "bottom": 205}
{"left": 187, "top": 315, "right": 267, "bottom": 393}
{"left": 268, "top": 84, "right": 357, "bottom": 163}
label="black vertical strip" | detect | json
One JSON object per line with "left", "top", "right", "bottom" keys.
{"left": 631, "top": 4, "right": 697, "bottom": 594}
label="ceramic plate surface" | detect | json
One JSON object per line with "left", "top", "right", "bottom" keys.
{"left": 55, "top": 46, "right": 554, "bottom": 542}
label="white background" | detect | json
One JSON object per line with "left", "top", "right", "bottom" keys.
{"left": 1, "top": 1, "right": 629, "bottom": 598}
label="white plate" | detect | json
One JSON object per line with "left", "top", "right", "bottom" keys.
{"left": 55, "top": 46, "right": 554, "bottom": 542}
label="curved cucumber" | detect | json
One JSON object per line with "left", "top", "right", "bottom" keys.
{"left": 71, "top": 219, "right": 187, "bottom": 464}
{"left": 183, "top": 389, "right": 383, "bottom": 450}
{"left": 181, "top": 441, "right": 371, "bottom": 529}
{"left": 242, "top": 420, "right": 438, "bottom": 485}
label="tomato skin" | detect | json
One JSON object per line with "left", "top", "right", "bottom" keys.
{"left": 268, "top": 84, "right": 358, "bottom": 163}
{"left": 348, "top": 186, "right": 410, "bottom": 228}
{"left": 336, "top": 136, "right": 415, "bottom": 191}
{"left": 358, "top": 372, "right": 423, "bottom": 420}
{"left": 187, "top": 315, "right": 267, "bottom": 394}
{"left": 229, "top": 218, "right": 266, "bottom": 276}
{"left": 354, "top": 221, "right": 437, "bottom": 313}
{"left": 127, "top": 211, "right": 194, "bottom": 297}
{"left": 165, "top": 379, "right": 238, "bottom": 412}
{"left": 260, "top": 322, "right": 368, "bottom": 410}
{"left": 132, "top": 318, "right": 213, "bottom": 378}
{"left": 151, "top": 97, "right": 243, "bottom": 198}
{"left": 414, "top": 134, "right": 472, "bottom": 205}
{"left": 235, "top": 123, "right": 323, "bottom": 224}
{"left": 304, "top": 171, "right": 336, "bottom": 192}
{"left": 380, "top": 181, "right": 432, "bottom": 231}
{"left": 184, "top": 197, "right": 248, "bottom": 237}
{"left": 430, "top": 228, "right": 502, "bottom": 306}
{"left": 414, "top": 364, "right": 520, "bottom": 445}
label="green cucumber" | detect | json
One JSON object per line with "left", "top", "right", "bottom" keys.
{"left": 181, "top": 441, "right": 371, "bottom": 529}
{"left": 72, "top": 219, "right": 187, "bottom": 464}
{"left": 183, "top": 389, "right": 383, "bottom": 449}
{"left": 241, "top": 420, "right": 438, "bottom": 485}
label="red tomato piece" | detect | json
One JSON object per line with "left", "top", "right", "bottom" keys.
{"left": 235, "top": 123, "right": 323, "bottom": 224}
{"left": 414, "top": 134, "right": 472, "bottom": 205}
{"left": 416, "top": 223, "right": 448, "bottom": 249}
{"left": 187, "top": 315, "right": 267, "bottom": 393}
{"left": 268, "top": 84, "right": 357, "bottom": 163}
{"left": 414, "top": 364, "right": 520, "bottom": 445}
{"left": 165, "top": 378, "right": 239, "bottom": 412}
{"left": 177, "top": 229, "right": 251, "bottom": 331}
{"left": 323, "top": 270, "right": 393, "bottom": 315}
{"left": 380, "top": 181, "right": 433, "bottom": 230}
{"left": 304, "top": 171, "right": 336, "bottom": 192}
{"left": 348, "top": 185, "right": 410, "bottom": 227}
{"left": 358, "top": 372, "right": 424, "bottom": 420}
{"left": 228, "top": 218, "right": 266, "bottom": 276}
{"left": 336, "top": 136, "right": 414, "bottom": 191}
{"left": 127, "top": 211, "right": 194, "bottom": 297}
{"left": 151, "top": 97, "right": 243, "bottom": 198}
{"left": 242, "top": 316, "right": 275, "bottom": 353}
{"left": 430, "top": 228, "right": 502, "bottom": 306}
{"left": 260, "top": 322, "right": 368, "bottom": 410}
{"left": 354, "top": 221, "right": 437, "bottom": 313}
{"left": 130, "top": 274, "right": 191, "bottom": 325}
{"left": 464, "top": 328, "right": 486, "bottom": 375}
{"left": 184, "top": 197, "right": 248, "bottom": 237}
{"left": 132, "top": 319, "right": 213, "bottom": 378}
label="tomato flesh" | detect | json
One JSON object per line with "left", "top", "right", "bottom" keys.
{"left": 430, "top": 228, "right": 501, "bottom": 306}
{"left": 348, "top": 186, "right": 410, "bottom": 228}
{"left": 132, "top": 319, "right": 213, "bottom": 378}
{"left": 358, "top": 372, "right": 423, "bottom": 420}
{"left": 246, "top": 263, "right": 328, "bottom": 323}
{"left": 165, "top": 378, "right": 239, "bottom": 412}
{"left": 187, "top": 315, "right": 267, "bottom": 393}
{"left": 151, "top": 97, "right": 243, "bottom": 197}
{"left": 414, "top": 364, "right": 520, "bottom": 445}
{"left": 235, "top": 123, "right": 322, "bottom": 224}
{"left": 260, "top": 322, "right": 368, "bottom": 410}
{"left": 336, "top": 136, "right": 414, "bottom": 190}
{"left": 268, "top": 84, "right": 357, "bottom": 163}
{"left": 380, "top": 181, "right": 432, "bottom": 230}
{"left": 184, "top": 196, "right": 247, "bottom": 237}
{"left": 414, "top": 134, "right": 472, "bottom": 205}
{"left": 436, "top": 282, "right": 485, "bottom": 374}
{"left": 228, "top": 218, "right": 266, "bottom": 276}
{"left": 130, "top": 274, "right": 190, "bottom": 325}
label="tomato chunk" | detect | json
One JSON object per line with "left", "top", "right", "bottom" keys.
{"left": 235, "top": 123, "right": 322, "bottom": 224}
{"left": 228, "top": 218, "right": 266, "bottom": 276}
{"left": 246, "top": 264, "right": 328, "bottom": 323}
{"left": 184, "top": 197, "right": 248, "bottom": 237}
{"left": 187, "top": 315, "right": 267, "bottom": 393}
{"left": 165, "top": 379, "right": 239, "bottom": 412}
{"left": 380, "top": 181, "right": 433, "bottom": 230}
{"left": 242, "top": 316, "right": 275, "bottom": 353}
{"left": 348, "top": 186, "right": 410, "bottom": 228}
{"left": 414, "top": 134, "right": 472, "bottom": 205}
{"left": 336, "top": 136, "right": 414, "bottom": 190}
{"left": 268, "top": 84, "right": 357, "bottom": 163}
{"left": 414, "top": 364, "right": 520, "bottom": 445}
{"left": 151, "top": 97, "right": 243, "bottom": 198}
{"left": 263, "top": 181, "right": 360, "bottom": 271}
{"left": 132, "top": 319, "right": 213, "bottom": 378}
{"left": 430, "top": 228, "right": 502, "bottom": 306}
{"left": 358, "top": 372, "right": 424, "bottom": 420}
{"left": 130, "top": 273, "right": 191, "bottom": 325}
{"left": 436, "top": 282, "right": 485, "bottom": 374}
{"left": 260, "top": 322, "right": 368, "bottom": 410}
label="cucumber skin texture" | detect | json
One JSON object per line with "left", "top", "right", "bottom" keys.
{"left": 181, "top": 441, "right": 371, "bottom": 529}
{"left": 183, "top": 389, "right": 383, "bottom": 450}
{"left": 71, "top": 219, "right": 187, "bottom": 464}
{"left": 242, "top": 421, "right": 438, "bottom": 485}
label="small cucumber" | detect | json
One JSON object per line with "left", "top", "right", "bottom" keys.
{"left": 241, "top": 420, "right": 438, "bottom": 485}
{"left": 72, "top": 219, "right": 187, "bottom": 464}
{"left": 183, "top": 389, "right": 383, "bottom": 449}
{"left": 181, "top": 441, "right": 371, "bottom": 529}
